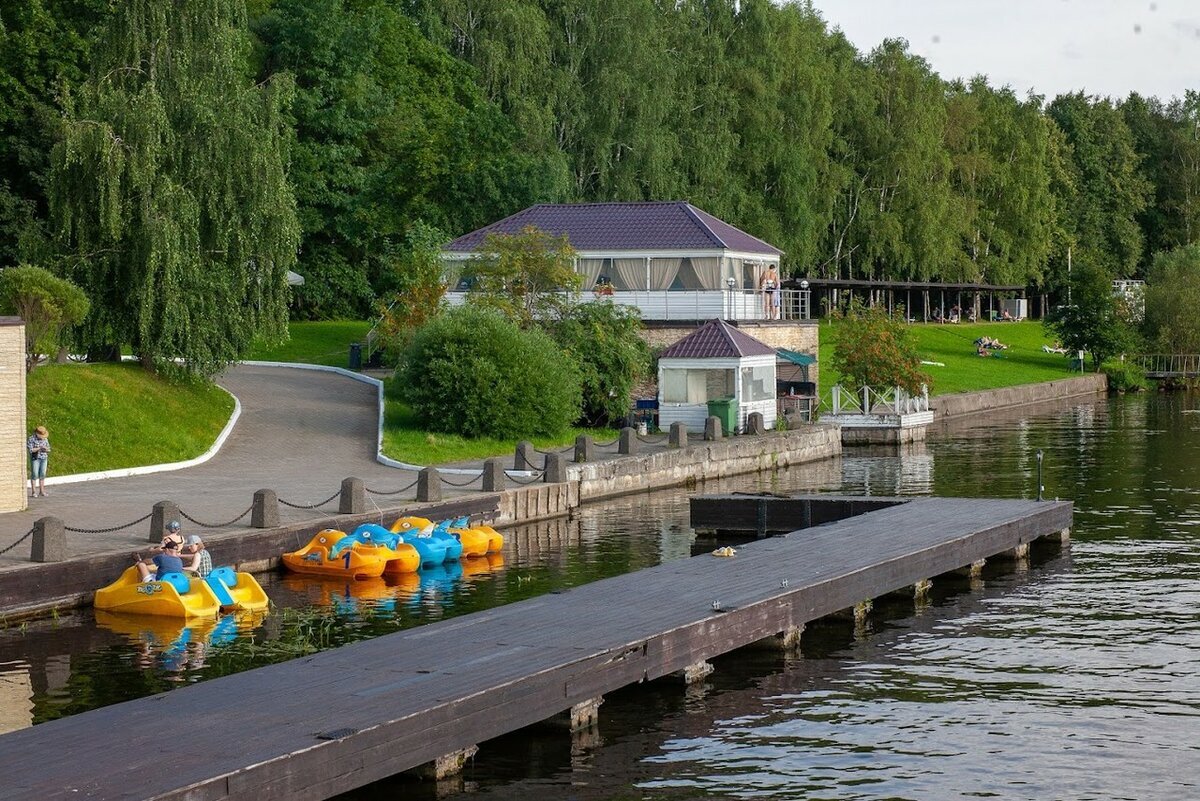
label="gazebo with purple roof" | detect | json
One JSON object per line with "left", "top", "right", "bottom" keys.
{"left": 656, "top": 319, "right": 778, "bottom": 432}
{"left": 441, "top": 202, "right": 808, "bottom": 322}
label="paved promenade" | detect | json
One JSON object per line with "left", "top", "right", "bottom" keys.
{"left": 0, "top": 365, "right": 438, "bottom": 568}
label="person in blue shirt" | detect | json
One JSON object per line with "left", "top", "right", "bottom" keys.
{"left": 134, "top": 538, "right": 184, "bottom": 582}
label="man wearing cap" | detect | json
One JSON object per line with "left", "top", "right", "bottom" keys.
{"left": 26, "top": 425, "right": 50, "bottom": 498}
{"left": 133, "top": 537, "right": 184, "bottom": 582}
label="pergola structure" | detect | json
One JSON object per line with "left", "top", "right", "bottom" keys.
{"left": 786, "top": 277, "right": 1029, "bottom": 321}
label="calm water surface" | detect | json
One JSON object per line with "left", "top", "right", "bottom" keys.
{"left": 3, "top": 393, "right": 1199, "bottom": 800}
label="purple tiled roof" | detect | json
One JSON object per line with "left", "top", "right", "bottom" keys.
{"left": 444, "top": 202, "right": 782, "bottom": 256}
{"left": 659, "top": 320, "right": 777, "bottom": 359}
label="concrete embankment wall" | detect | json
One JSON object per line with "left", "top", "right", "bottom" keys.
{"left": 932, "top": 374, "right": 1108, "bottom": 420}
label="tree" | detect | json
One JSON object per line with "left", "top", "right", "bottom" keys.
{"left": 1045, "top": 259, "right": 1139, "bottom": 370}
{"left": 373, "top": 221, "right": 448, "bottom": 365}
{"left": 49, "top": 0, "right": 299, "bottom": 376}
{"left": 830, "top": 299, "right": 930, "bottom": 395}
{"left": 399, "top": 306, "right": 581, "bottom": 439}
{"left": 1144, "top": 244, "right": 1200, "bottom": 353}
{"left": 0, "top": 264, "right": 89, "bottom": 371}
{"left": 465, "top": 226, "right": 580, "bottom": 327}
{"left": 551, "top": 301, "right": 649, "bottom": 427}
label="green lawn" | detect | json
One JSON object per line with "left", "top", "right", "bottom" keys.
{"left": 26, "top": 363, "right": 235, "bottom": 475}
{"left": 247, "top": 320, "right": 371, "bottom": 368}
{"left": 381, "top": 379, "right": 619, "bottom": 465}
{"left": 817, "top": 319, "right": 1086, "bottom": 396}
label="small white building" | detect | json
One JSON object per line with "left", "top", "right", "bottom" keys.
{"left": 657, "top": 319, "right": 777, "bottom": 433}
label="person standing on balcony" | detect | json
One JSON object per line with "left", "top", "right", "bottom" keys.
{"left": 760, "top": 266, "right": 781, "bottom": 319}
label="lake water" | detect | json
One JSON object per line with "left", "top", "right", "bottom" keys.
{"left": 2, "top": 392, "right": 1198, "bottom": 800}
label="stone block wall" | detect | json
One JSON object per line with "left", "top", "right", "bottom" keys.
{"left": 932, "top": 374, "right": 1107, "bottom": 420}
{"left": 0, "top": 318, "right": 26, "bottom": 513}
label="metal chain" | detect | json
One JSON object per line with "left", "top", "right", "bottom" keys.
{"left": 533, "top": 443, "right": 576, "bottom": 456}
{"left": 178, "top": 505, "right": 254, "bottom": 529}
{"left": 506, "top": 472, "right": 545, "bottom": 485}
{"left": 279, "top": 489, "right": 342, "bottom": 510}
{"left": 439, "top": 472, "right": 483, "bottom": 488}
{"left": 0, "top": 527, "right": 35, "bottom": 557}
{"left": 65, "top": 512, "right": 154, "bottom": 535}
{"left": 636, "top": 432, "right": 668, "bottom": 443}
{"left": 364, "top": 478, "right": 420, "bottom": 496}
{"left": 594, "top": 437, "right": 620, "bottom": 447}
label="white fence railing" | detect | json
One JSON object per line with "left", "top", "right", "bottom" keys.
{"left": 443, "top": 288, "right": 811, "bottom": 322}
{"left": 1136, "top": 354, "right": 1200, "bottom": 376}
{"left": 819, "top": 384, "right": 931, "bottom": 416}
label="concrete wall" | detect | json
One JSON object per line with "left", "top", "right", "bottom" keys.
{"left": 0, "top": 318, "right": 27, "bottom": 513}
{"left": 932, "top": 374, "right": 1108, "bottom": 420}
{"left": 567, "top": 424, "right": 841, "bottom": 503}
{"left": 640, "top": 320, "right": 821, "bottom": 386}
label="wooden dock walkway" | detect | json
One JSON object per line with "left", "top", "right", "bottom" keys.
{"left": 0, "top": 496, "right": 1072, "bottom": 801}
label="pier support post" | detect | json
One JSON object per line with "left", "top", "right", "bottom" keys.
{"left": 747, "top": 412, "right": 766, "bottom": 435}
{"left": 751, "top": 624, "right": 804, "bottom": 651}
{"left": 955, "top": 558, "right": 987, "bottom": 577}
{"left": 704, "top": 415, "right": 722, "bottom": 441}
{"left": 31, "top": 516, "right": 65, "bottom": 562}
{"left": 574, "top": 435, "right": 594, "bottom": 463}
{"left": 889, "top": 578, "right": 932, "bottom": 600}
{"left": 543, "top": 452, "right": 567, "bottom": 484}
{"left": 251, "top": 489, "right": 279, "bottom": 529}
{"left": 482, "top": 458, "right": 505, "bottom": 492}
{"left": 1000, "top": 541, "right": 1030, "bottom": 560}
{"left": 853, "top": 599, "right": 872, "bottom": 626}
{"left": 515, "top": 441, "right": 536, "bottom": 471}
{"left": 339, "top": 477, "right": 365, "bottom": 514}
{"left": 407, "top": 745, "right": 479, "bottom": 780}
{"left": 549, "top": 697, "right": 604, "bottom": 731}
{"left": 417, "top": 468, "right": 442, "bottom": 502}
{"left": 673, "top": 660, "right": 714, "bottom": 684}
{"left": 150, "top": 501, "right": 181, "bottom": 542}
{"left": 669, "top": 422, "right": 688, "bottom": 449}
{"left": 619, "top": 426, "right": 638, "bottom": 455}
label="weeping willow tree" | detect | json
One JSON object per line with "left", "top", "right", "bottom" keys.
{"left": 50, "top": 0, "right": 299, "bottom": 375}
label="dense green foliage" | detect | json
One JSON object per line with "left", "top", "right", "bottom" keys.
{"left": 49, "top": 0, "right": 299, "bottom": 376}
{"left": 0, "top": 264, "right": 88, "bottom": 370}
{"left": 1144, "top": 244, "right": 1200, "bottom": 353}
{"left": 1046, "top": 260, "right": 1141, "bottom": 370}
{"left": 550, "top": 302, "right": 649, "bottom": 427}
{"left": 26, "top": 363, "right": 235, "bottom": 475}
{"left": 399, "top": 306, "right": 581, "bottom": 439}
{"left": 465, "top": 226, "right": 580, "bottom": 327}
{"left": 829, "top": 299, "right": 930, "bottom": 394}
{"left": 1102, "top": 360, "right": 1149, "bottom": 393}
{"left": 3, "top": 0, "right": 1200, "bottom": 325}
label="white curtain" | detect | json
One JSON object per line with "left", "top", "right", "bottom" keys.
{"left": 690, "top": 257, "right": 722, "bottom": 289}
{"left": 613, "top": 258, "right": 647, "bottom": 291}
{"left": 577, "top": 258, "right": 605, "bottom": 288}
{"left": 649, "top": 258, "right": 683, "bottom": 290}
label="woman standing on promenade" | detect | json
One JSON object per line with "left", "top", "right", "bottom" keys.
{"left": 27, "top": 425, "right": 50, "bottom": 498}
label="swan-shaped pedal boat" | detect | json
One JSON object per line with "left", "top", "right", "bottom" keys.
{"left": 392, "top": 516, "right": 503, "bottom": 559}
{"left": 282, "top": 525, "right": 420, "bottom": 578}
{"left": 94, "top": 567, "right": 222, "bottom": 618}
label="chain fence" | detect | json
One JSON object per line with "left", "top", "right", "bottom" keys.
{"left": 506, "top": 471, "right": 546, "bottom": 486}
{"left": 439, "top": 472, "right": 484, "bottom": 488}
{"left": 279, "top": 489, "right": 342, "bottom": 510}
{"left": 0, "top": 527, "right": 35, "bottom": 557}
{"left": 365, "top": 478, "right": 420, "bottom": 496}
{"left": 178, "top": 504, "right": 255, "bottom": 529}
{"left": 64, "top": 512, "right": 155, "bottom": 535}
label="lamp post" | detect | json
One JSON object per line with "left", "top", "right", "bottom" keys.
{"left": 726, "top": 276, "right": 737, "bottom": 320}
{"left": 799, "top": 279, "right": 810, "bottom": 319}
{"left": 1036, "top": 449, "right": 1044, "bottom": 501}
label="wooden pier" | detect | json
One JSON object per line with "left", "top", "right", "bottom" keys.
{"left": 0, "top": 496, "right": 1071, "bottom": 801}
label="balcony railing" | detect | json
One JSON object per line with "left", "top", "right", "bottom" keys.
{"left": 443, "top": 288, "right": 811, "bottom": 322}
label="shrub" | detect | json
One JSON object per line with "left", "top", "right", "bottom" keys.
{"left": 399, "top": 306, "right": 581, "bottom": 439}
{"left": 550, "top": 302, "right": 650, "bottom": 426}
{"left": 830, "top": 298, "right": 930, "bottom": 395}
{"left": 0, "top": 264, "right": 89, "bottom": 371}
{"left": 1102, "top": 360, "right": 1148, "bottom": 393}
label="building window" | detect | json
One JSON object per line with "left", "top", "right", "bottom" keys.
{"left": 740, "top": 365, "right": 774, "bottom": 402}
{"left": 662, "top": 368, "right": 734, "bottom": 403}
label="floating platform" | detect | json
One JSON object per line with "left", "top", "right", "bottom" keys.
{"left": 0, "top": 496, "right": 1071, "bottom": 800}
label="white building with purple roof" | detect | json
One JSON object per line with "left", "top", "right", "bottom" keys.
{"left": 441, "top": 201, "right": 809, "bottom": 322}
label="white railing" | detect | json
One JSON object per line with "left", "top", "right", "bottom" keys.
{"left": 820, "top": 384, "right": 930, "bottom": 416}
{"left": 1136, "top": 354, "right": 1200, "bottom": 376}
{"left": 444, "top": 288, "right": 811, "bottom": 322}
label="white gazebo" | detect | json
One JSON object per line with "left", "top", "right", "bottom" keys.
{"left": 657, "top": 319, "right": 777, "bottom": 433}
{"left": 441, "top": 201, "right": 809, "bottom": 322}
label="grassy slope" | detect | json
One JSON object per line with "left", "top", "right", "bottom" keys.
{"left": 817, "top": 319, "right": 1083, "bottom": 395}
{"left": 247, "top": 320, "right": 370, "bottom": 367}
{"left": 26, "top": 364, "right": 235, "bottom": 475}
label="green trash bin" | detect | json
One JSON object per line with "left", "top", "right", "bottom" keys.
{"left": 706, "top": 397, "right": 738, "bottom": 434}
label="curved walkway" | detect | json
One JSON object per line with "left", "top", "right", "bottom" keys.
{"left": 0, "top": 364, "right": 434, "bottom": 567}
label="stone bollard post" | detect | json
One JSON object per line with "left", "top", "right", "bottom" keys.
{"left": 515, "top": 441, "right": 536, "bottom": 471}
{"left": 339, "top": 477, "right": 365, "bottom": 515}
{"left": 482, "top": 458, "right": 506, "bottom": 492}
{"left": 669, "top": 421, "right": 688, "bottom": 449}
{"left": 618, "top": 426, "right": 638, "bottom": 455}
{"left": 574, "top": 435, "right": 594, "bottom": 463}
{"left": 31, "top": 516, "right": 66, "bottom": 562}
{"left": 252, "top": 489, "right": 279, "bottom": 529}
{"left": 704, "top": 416, "right": 722, "bottom": 441}
{"left": 417, "top": 467, "right": 442, "bottom": 502}
{"left": 543, "top": 452, "right": 567, "bottom": 484}
{"left": 747, "top": 412, "right": 766, "bottom": 435}
{"left": 150, "top": 501, "right": 181, "bottom": 542}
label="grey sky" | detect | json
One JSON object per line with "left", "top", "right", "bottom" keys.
{"left": 810, "top": 0, "right": 1200, "bottom": 102}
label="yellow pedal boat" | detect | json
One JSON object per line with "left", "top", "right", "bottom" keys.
{"left": 94, "top": 567, "right": 222, "bottom": 618}
{"left": 393, "top": 515, "right": 503, "bottom": 557}
{"left": 204, "top": 566, "right": 270, "bottom": 612}
{"left": 282, "top": 527, "right": 419, "bottom": 579}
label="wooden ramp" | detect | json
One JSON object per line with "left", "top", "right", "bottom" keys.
{"left": 0, "top": 497, "right": 1072, "bottom": 801}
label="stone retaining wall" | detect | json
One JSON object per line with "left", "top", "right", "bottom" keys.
{"left": 931, "top": 374, "right": 1108, "bottom": 420}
